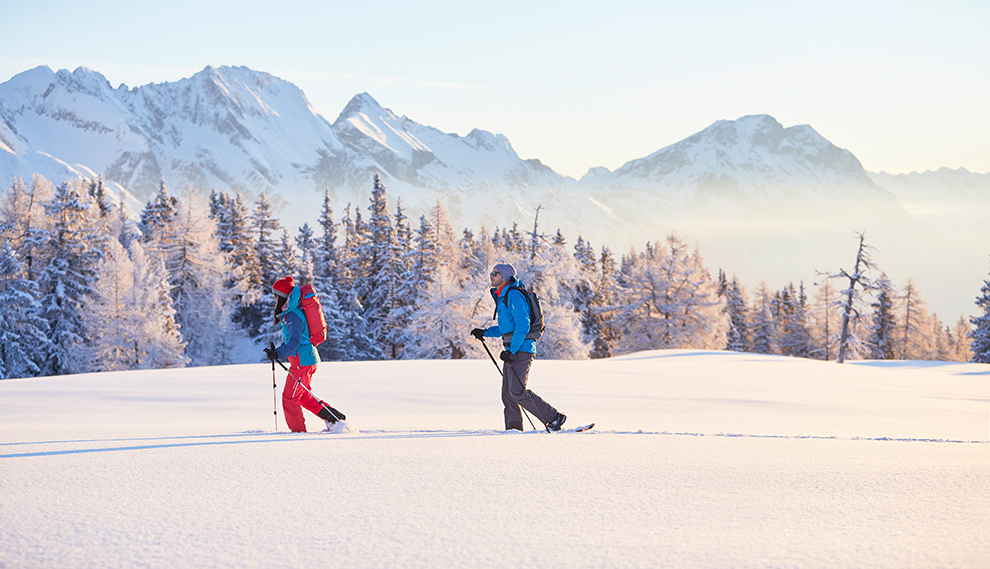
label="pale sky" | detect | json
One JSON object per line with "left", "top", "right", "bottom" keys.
{"left": 1, "top": 0, "right": 986, "bottom": 179}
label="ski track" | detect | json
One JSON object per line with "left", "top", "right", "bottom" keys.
{"left": 3, "top": 428, "right": 984, "bottom": 460}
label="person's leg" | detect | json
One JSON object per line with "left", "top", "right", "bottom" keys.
{"left": 281, "top": 357, "right": 321, "bottom": 432}
{"left": 281, "top": 368, "right": 307, "bottom": 432}
{"left": 504, "top": 353, "right": 559, "bottom": 427}
{"left": 502, "top": 366, "right": 523, "bottom": 430}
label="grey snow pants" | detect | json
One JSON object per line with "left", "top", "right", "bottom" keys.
{"left": 501, "top": 351, "right": 558, "bottom": 430}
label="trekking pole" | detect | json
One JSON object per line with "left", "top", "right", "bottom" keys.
{"left": 478, "top": 337, "right": 540, "bottom": 432}
{"left": 271, "top": 350, "right": 278, "bottom": 432}
{"left": 274, "top": 358, "right": 345, "bottom": 423}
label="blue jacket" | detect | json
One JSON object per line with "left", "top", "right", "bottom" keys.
{"left": 484, "top": 277, "right": 536, "bottom": 355}
{"left": 275, "top": 286, "right": 320, "bottom": 366}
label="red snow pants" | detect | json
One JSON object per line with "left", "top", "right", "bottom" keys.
{"left": 281, "top": 356, "right": 323, "bottom": 432}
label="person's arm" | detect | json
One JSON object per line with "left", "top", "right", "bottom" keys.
{"left": 275, "top": 312, "right": 303, "bottom": 359}
{"left": 506, "top": 289, "right": 530, "bottom": 353}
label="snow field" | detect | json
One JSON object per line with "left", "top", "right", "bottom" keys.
{"left": 2, "top": 350, "right": 988, "bottom": 568}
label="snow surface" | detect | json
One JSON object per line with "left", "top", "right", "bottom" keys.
{"left": 2, "top": 350, "right": 988, "bottom": 568}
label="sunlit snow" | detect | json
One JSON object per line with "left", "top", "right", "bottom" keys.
{"left": 2, "top": 350, "right": 987, "bottom": 568}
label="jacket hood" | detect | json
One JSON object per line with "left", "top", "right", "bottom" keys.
{"left": 283, "top": 285, "right": 301, "bottom": 314}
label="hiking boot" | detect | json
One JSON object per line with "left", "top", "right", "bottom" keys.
{"left": 547, "top": 413, "right": 567, "bottom": 431}
{"left": 318, "top": 406, "right": 346, "bottom": 424}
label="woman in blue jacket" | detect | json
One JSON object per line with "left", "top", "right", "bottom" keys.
{"left": 265, "top": 276, "right": 345, "bottom": 432}
{"left": 472, "top": 263, "right": 566, "bottom": 431}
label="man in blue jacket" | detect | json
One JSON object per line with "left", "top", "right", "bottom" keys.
{"left": 471, "top": 263, "right": 566, "bottom": 432}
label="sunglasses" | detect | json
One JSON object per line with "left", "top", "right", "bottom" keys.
{"left": 490, "top": 270, "right": 501, "bottom": 277}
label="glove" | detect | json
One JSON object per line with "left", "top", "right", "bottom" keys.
{"left": 499, "top": 349, "right": 513, "bottom": 362}
{"left": 470, "top": 328, "right": 485, "bottom": 340}
{"left": 264, "top": 343, "right": 278, "bottom": 362}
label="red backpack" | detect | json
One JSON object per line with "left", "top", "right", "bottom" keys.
{"left": 298, "top": 284, "right": 328, "bottom": 345}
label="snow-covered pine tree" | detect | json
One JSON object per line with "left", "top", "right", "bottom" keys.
{"left": 571, "top": 237, "right": 620, "bottom": 359}
{"left": 36, "top": 180, "right": 105, "bottom": 375}
{"left": 329, "top": 203, "right": 382, "bottom": 361}
{"left": 0, "top": 242, "right": 50, "bottom": 378}
{"left": 896, "top": 279, "right": 932, "bottom": 360}
{"left": 78, "top": 237, "right": 141, "bottom": 372}
{"left": 127, "top": 240, "right": 187, "bottom": 369}
{"left": 589, "top": 245, "right": 621, "bottom": 359}
{"left": 273, "top": 228, "right": 300, "bottom": 281}
{"left": 295, "top": 223, "right": 317, "bottom": 285}
{"left": 311, "top": 190, "right": 357, "bottom": 361}
{"left": 750, "top": 283, "right": 778, "bottom": 355}
{"left": 399, "top": 260, "right": 477, "bottom": 359}
{"left": 950, "top": 316, "right": 972, "bottom": 362}
{"left": 779, "top": 282, "right": 813, "bottom": 358}
{"left": 168, "top": 193, "right": 241, "bottom": 366}
{"left": 821, "top": 232, "right": 877, "bottom": 363}
{"left": 931, "top": 316, "right": 952, "bottom": 361}
{"left": 339, "top": 204, "right": 370, "bottom": 308}
{"left": 0, "top": 174, "right": 54, "bottom": 282}
{"left": 139, "top": 180, "right": 179, "bottom": 238}
{"left": 718, "top": 271, "right": 750, "bottom": 353}
{"left": 809, "top": 279, "right": 841, "bottom": 361}
{"left": 521, "top": 232, "right": 590, "bottom": 359}
{"left": 245, "top": 191, "right": 284, "bottom": 338}
{"left": 210, "top": 191, "right": 261, "bottom": 335}
{"left": 573, "top": 236, "right": 599, "bottom": 351}
{"left": 314, "top": 189, "right": 339, "bottom": 283}
{"left": 363, "top": 173, "right": 403, "bottom": 358}
{"left": 967, "top": 259, "right": 990, "bottom": 364}
{"left": 87, "top": 175, "right": 112, "bottom": 218}
{"left": 612, "top": 235, "right": 727, "bottom": 354}
{"left": 866, "top": 273, "right": 898, "bottom": 360}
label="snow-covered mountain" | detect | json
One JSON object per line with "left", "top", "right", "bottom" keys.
{"left": 1, "top": 65, "right": 984, "bottom": 317}
{"left": 869, "top": 167, "right": 990, "bottom": 215}
{"left": 0, "top": 65, "right": 582, "bottom": 235}
{"left": 0, "top": 65, "right": 350, "bottom": 223}
{"left": 580, "top": 114, "right": 908, "bottom": 230}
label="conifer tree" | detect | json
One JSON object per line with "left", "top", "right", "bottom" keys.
{"left": 867, "top": 273, "right": 898, "bottom": 359}
{"left": 0, "top": 242, "right": 49, "bottom": 378}
{"left": 273, "top": 228, "right": 300, "bottom": 280}
{"left": 79, "top": 238, "right": 142, "bottom": 372}
{"left": 241, "top": 191, "right": 284, "bottom": 337}
{"left": 718, "top": 271, "right": 750, "bottom": 353}
{"left": 522, "top": 234, "right": 590, "bottom": 359}
{"left": 0, "top": 174, "right": 54, "bottom": 281}
{"left": 87, "top": 175, "right": 112, "bottom": 218}
{"left": 612, "top": 235, "right": 727, "bottom": 354}
{"left": 968, "top": 258, "right": 990, "bottom": 364}
{"left": 897, "top": 279, "right": 931, "bottom": 360}
{"left": 210, "top": 191, "right": 261, "bottom": 333}
{"left": 750, "top": 284, "right": 778, "bottom": 355}
{"left": 314, "top": 189, "right": 339, "bottom": 284}
{"left": 295, "top": 223, "right": 317, "bottom": 285}
{"left": 169, "top": 193, "right": 239, "bottom": 366}
{"left": 774, "top": 282, "right": 812, "bottom": 358}
{"left": 950, "top": 316, "right": 972, "bottom": 362}
{"left": 127, "top": 240, "right": 187, "bottom": 369}
{"left": 364, "top": 173, "right": 403, "bottom": 357}
{"left": 588, "top": 245, "right": 620, "bottom": 359}
{"left": 821, "top": 232, "right": 877, "bottom": 363}
{"left": 36, "top": 181, "right": 104, "bottom": 375}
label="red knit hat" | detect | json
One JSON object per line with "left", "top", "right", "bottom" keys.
{"left": 272, "top": 276, "right": 294, "bottom": 298}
